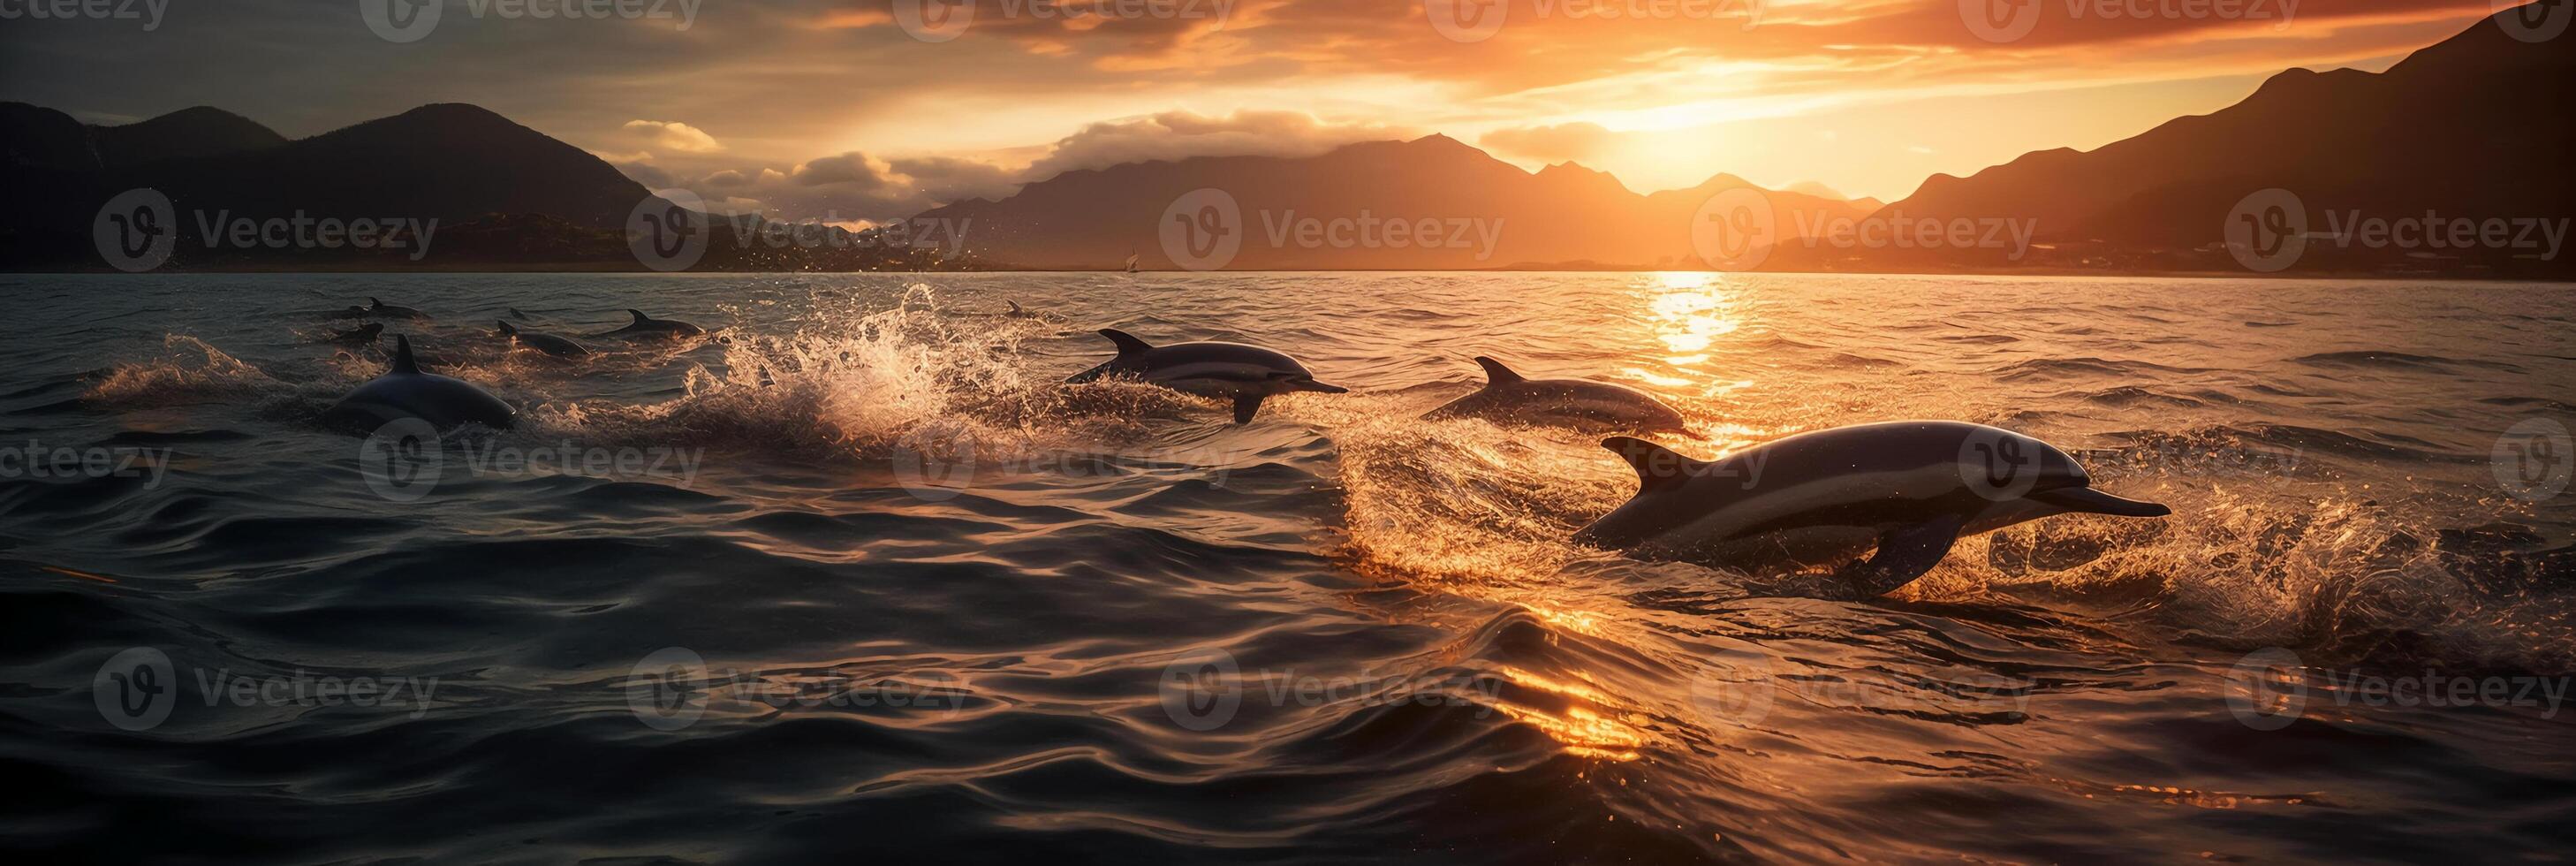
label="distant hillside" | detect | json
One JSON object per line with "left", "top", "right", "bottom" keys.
{"left": 0, "top": 103, "right": 960, "bottom": 271}
{"left": 1868, "top": 1, "right": 2576, "bottom": 277}
{"left": 915, "top": 135, "right": 1868, "bottom": 270}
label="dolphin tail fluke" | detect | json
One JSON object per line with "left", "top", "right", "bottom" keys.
{"left": 1473, "top": 356, "right": 1525, "bottom": 386}
{"left": 1601, "top": 437, "right": 1705, "bottom": 493}
{"left": 391, "top": 336, "right": 420, "bottom": 375}
{"left": 2030, "top": 486, "right": 2171, "bottom": 518}
{"left": 1231, "top": 394, "right": 1263, "bottom": 424}
{"left": 1097, "top": 328, "right": 1153, "bottom": 356}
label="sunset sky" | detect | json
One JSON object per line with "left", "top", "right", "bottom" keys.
{"left": 0, "top": 0, "right": 2511, "bottom": 222}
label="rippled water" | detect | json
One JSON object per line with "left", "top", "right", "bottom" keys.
{"left": 4, "top": 272, "right": 2573, "bottom": 862}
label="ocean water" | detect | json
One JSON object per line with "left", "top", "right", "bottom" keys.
{"left": 3, "top": 271, "right": 2572, "bottom": 862}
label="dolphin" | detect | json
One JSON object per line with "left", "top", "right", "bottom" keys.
{"left": 321, "top": 336, "right": 516, "bottom": 433}
{"left": 495, "top": 320, "right": 590, "bottom": 358}
{"left": 1424, "top": 356, "right": 1691, "bottom": 436}
{"left": 1064, "top": 328, "right": 1348, "bottom": 423}
{"left": 596, "top": 308, "right": 705, "bottom": 338}
{"left": 1573, "top": 421, "right": 2170, "bottom": 596}
{"left": 365, "top": 297, "right": 427, "bottom": 319}
{"left": 322, "top": 322, "right": 383, "bottom": 346}
{"left": 506, "top": 307, "right": 531, "bottom": 321}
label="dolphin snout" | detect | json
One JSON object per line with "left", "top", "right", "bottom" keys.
{"left": 1299, "top": 380, "right": 1350, "bottom": 394}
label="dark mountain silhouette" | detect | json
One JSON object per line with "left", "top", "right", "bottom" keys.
{"left": 0, "top": 103, "right": 961, "bottom": 271}
{"left": 1867, "top": 1, "right": 2576, "bottom": 277}
{"left": 915, "top": 135, "right": 1868, "bottom": 270}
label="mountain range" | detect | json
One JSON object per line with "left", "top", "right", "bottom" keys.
{"left": 2, "top": 2, "right": 2567, "bottom": 276}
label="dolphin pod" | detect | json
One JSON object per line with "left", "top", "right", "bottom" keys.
{"left": 1424, "top": 356, "right": 1692, "bottom": 436}
{"left": 321, "top": 336, "right": 517, "bottom": 433}
{"left": 1065, "top": 328, "right": 1349, "bottom": 423}
{"left": 1573, "top": 422, "right": 2170, "bottom": 596}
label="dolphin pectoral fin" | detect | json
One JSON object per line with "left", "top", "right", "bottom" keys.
{"left": 2028, "top": 486, "right": 2171, "bottom": 518}
{"left": 1840, "top": 514, "right": 1966, "bottom": 596}
{"left": 1231, "top": 394, "right": 1264, "bottom": 424}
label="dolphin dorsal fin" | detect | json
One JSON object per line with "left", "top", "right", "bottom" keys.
{"left": 1473, "top": 356, "right": 1525, "bottom": 385}
{"left": 627, "top": 309, "right": 652, "bottom": 324}
{"left": 496, "top": 320, "right": 517, "bottom": 336}
{"left": 390, "top": 336, "right": 420, "bottom": 375}
{"left": 1098, "top": 329, "right": 1153, "bottom": 355}
{"left": 1602, "top": 437, "right": 1703, "bottom": 494}
{"left": 1008, "top": 300, "right": 1025, "bottom": 315}
{"left": 368, "top": 297, "right": 384, "bottom": 309}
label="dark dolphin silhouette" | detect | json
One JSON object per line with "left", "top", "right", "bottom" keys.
{"left": 1575, "top": 422, "right": 2169, "bottom": 596}
{"left": 496, "top": 321, "right": 590, "bottom": 358}
{"left": 1424, "top": 356, "right": 1690, "bottom": 436}
{"left": 1065, "top": 328, "right": 1347, "bottom": 423}
{"left": 596, "top": 308, "right": 705, "bottom": 338}
{"left": 321, "top": 336, "right": 516, "bottom": 432}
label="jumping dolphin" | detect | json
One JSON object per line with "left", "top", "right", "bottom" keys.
{"left": 1064, "top": 328, "right": 1349, "bottom": 423}
{"left": 596, "top": 308, "right": 705, "bottom": 338}
{"left": 365, "top": 297, "right": 427, "bottom": 319}
{"left": 1573, "top": 422, "right": 2169, "bottom": 596}
{"left": 1424, "top": 356, "right": 1691, "bottom": 436}
{"left": 322, "top": 322, "right": 383, "bottom": 346}
{"left": 321, "top": 336, "right": 516, "bottom": 432}
{"left": 495, "top": 321, "right": 590, "bottom": 358}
